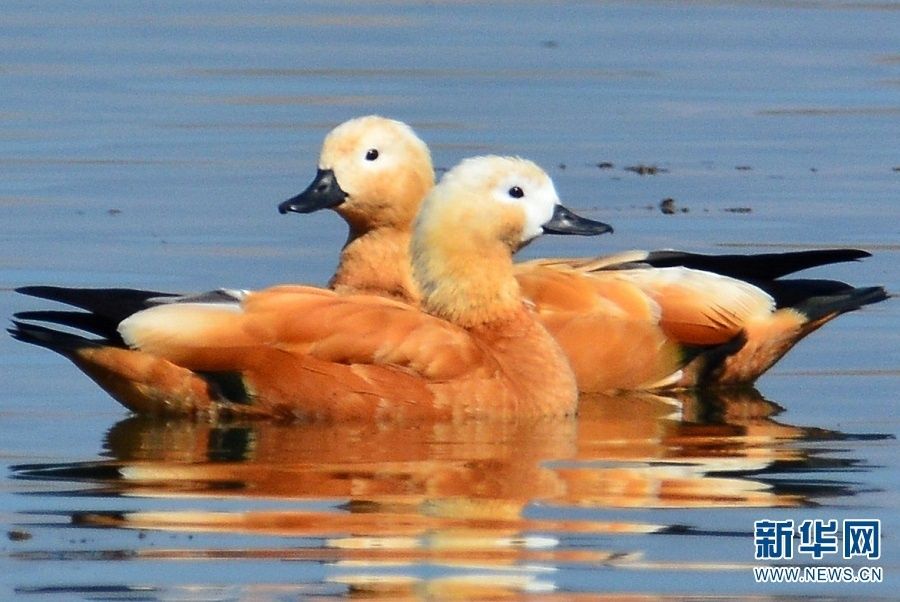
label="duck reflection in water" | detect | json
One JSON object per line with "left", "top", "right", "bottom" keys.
{"left": 20, "top": 388, "right": 864, "bottom": 514}
{"left": 13, "top": 387, "right": 881, "bottom": 598}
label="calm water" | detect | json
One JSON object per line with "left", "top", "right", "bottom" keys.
{"left": 1, "top": 1, "right": 898, "bottom": 600}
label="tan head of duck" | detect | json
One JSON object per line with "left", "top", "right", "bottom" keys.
{"left": 279, "top": 115, "right": 433, "bottom": 235}
{"left": 412, "top": 155, "right": 612, "bottom": 327}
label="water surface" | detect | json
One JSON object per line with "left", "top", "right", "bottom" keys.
{"left": 1, "top": 1, "right": 898, "bottom": 600}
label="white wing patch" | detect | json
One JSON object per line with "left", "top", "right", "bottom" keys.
{"left": 119, "top": 302, "right": 244, "bottom": 354}
{"left": 620, "top": 266, "right": 775, "bottom": 319}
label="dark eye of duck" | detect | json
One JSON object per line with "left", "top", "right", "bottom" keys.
{"left": 508, "top": 186, "right": 524, "bottom": 199}
{"left": 365, "top": 149, "right": 379, "bottom": 161}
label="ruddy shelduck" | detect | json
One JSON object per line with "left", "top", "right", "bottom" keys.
{"left": 11, "top": 156, "right": 614, "bottom": 420}
{"left": 279, "top": 116, "right": 888, "bottom": 389}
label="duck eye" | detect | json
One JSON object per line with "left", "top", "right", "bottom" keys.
{"left": 365, "top": 149, "right": 379, "bottom": 161}
{"left": 508, "top": 186, "right": 524, "bottom": 199}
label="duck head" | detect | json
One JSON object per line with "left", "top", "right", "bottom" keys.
{"left": 279, "top": 115, "right": 434, "bottom": 234}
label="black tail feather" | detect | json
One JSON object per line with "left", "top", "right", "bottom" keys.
{"left": 758, "top": 278, "right": 855, "bottom": 309}
{"left": 644, "top": 249, "right": 871, "bottom": 281}
{"left": 14, "top": 310, "right": 122, "bottom": 341}
{"left": 793, "top": 286, "right": 890, "bottom": 322}
{"left": 8, "top": 320, "right": 104, "bottom": 355}
{"left": 15, "top": 286, "right": 178, "bottom": 325}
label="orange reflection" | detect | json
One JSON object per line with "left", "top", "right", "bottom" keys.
{"left": 56, "top": 389, "right": 819, "bottom": 521}
{"left": 16, "top": 388, "right": 850, "bottom": 593}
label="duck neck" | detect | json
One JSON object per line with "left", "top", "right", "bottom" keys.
{"left": 418, "top": 251, "right": 578, "bottom": 413}
{"left": 330, "top": 225, "right": 420, "bottom": 304}
{"left": 413, "top": 233, "right": 523, "bottom": 329}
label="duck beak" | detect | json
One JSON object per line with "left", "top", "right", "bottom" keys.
{"left": 542, "top": 204, "right": 613, "bottom": 236}
{"left": 278, "top": 169, "right": 348, "bottom": 214}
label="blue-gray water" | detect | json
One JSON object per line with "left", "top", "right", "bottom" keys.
{"left": 1, "top": 1, "right": 898, "bottom": 600}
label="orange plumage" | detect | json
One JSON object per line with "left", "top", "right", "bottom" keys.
{"left": 279, "top": 116, "right": 888, "bottom": 390}
{"left": 13, "top": 156, "right": 614, "bottom": 420}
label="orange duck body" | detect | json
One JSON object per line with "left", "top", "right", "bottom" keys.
{"left": 13, "top": 156, "right": 614, "bottom": 420}
{"left": 277, "top": 116, "right": 887, "bottom": 391}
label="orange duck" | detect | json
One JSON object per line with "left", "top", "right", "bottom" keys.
{"left": 11, "top": 156, "right": 613, "bottom": 420}
{"left": 278, "top": 115, "right": 888, "bottom": 389}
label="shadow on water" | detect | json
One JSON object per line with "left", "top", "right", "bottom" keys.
{"left": 8, "top": 388, "right": 890, "bottom": 599}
